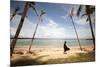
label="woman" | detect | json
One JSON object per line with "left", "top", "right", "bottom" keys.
{"left": 63, "top": 41, "right": 70, "bottom": 54}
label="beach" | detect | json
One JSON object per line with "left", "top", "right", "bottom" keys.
{"left": 10, "top": 1, "right": 95, "bottom": 66}
{"left": 11, "top": 45, "right": 95, "bottom": 66}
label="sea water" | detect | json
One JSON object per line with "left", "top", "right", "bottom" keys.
{"left": 11, "top": 39, "right": 94, "bottom": 48}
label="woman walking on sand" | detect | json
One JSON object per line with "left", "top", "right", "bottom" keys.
{"left": 63, "top": 41, "right": 70, "bottom": 54}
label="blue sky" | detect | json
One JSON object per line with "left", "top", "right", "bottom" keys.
{"left": 10, "top": 1, "right": 95, "bottom": 39}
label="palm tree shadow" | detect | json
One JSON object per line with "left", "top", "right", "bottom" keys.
{"left": 11, "top": 55, "right": 49, "bottom": 66}
{"left": 42, "top": 51, "right": 95, "bottom": 64}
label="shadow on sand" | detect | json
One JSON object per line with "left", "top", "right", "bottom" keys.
{"left": 43, "top": 51, "right": 95, "bottom": 64}
{"left": 11, "top": 55, "right": 49, "bottom": 66}
{"left": 11, "top": 51, "right": 95, "bottom": 66}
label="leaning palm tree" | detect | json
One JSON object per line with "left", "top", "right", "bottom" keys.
{"left": 77, "top": 5, "right": 95, "bottom": 50}
{"left": 69, "top": 8, "right": 82, "bottom": 51}
{"left": 10, "top": 7, "right": 20, "bottom": 21}
{"left": 10, "top": 2, "right": 29, "bottom": 56}
{"left": 10, "top": 2, "right": 36, "bottom": 56}
{"left": 28, "top": 10, "right": 46, "bottom": 53}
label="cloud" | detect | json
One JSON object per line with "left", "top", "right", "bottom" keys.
{"left": 58, "top": 15, "right": 93, "bottom": 39}
{"left": 10, "top": 15, "right": 36, "bottom": 37}
{"left": 36, "top": 17, "right": 67, "bottom": 38}
{"left": 61, "top": 15, "right": 67, "bottom": 20}
{"left": 73, "top": 17, "right": 89, "bottom": 25}
{"left": 11, "top": 15, "right": 68, "bottom": 38}
{"left": 73, "top": 15, "right": 95, "bottom": 25}
{"left": 76, "top": 26, "right": 92, "bottom": 39}
{"left": 61, "top": 5, "right": 89, "bottom": 25}
{"left": 11, "top": 15, "right": 93, "bottom": 39}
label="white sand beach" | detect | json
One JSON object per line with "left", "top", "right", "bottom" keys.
{"left": 11, "top": 45, "right": 95, "bottom": 66}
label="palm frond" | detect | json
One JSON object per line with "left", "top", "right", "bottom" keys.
{"left": 40, "top": 10, "right": 46, "bottom": 16}
{"left": 10, "top": 7, "right": 20, "bottom": 21}
{"left": 86, "top": 17, "right": 89, "bottom": 22}
{"left": 81, "top": 13, "right": 87, "bottom": 17}
{"left": 17, "top": 13, "right": 23, "bottom": 16}
{"left": 85, "top": 5, "right": 95, "bottom": 15}
{"left": 15, "top": 7, "right": 20, "bottom": 12}
{"left": 29, "top": 3, "right": 39, "bottom": 16}
{"left": 77, "top": 5, "right": 82, "bottom": 16}
{"left": 29, "top": 2, "right": 35, "bottom": 6}
{"left": 40, "top": 18, "right": 43, "bottom": 22}
{"left": 90, "top": 7, "right": 95, "bottom": 14}
{"left": 70, "top": 7, "right": 74, "bottom": 16}
{"left": 31, "top": 6, "right": 39, "bottom": 16}
{"left": 17, "top": 13, "right": 28, "bottom": 17}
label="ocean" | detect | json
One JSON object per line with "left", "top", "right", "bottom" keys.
{"left": 11, "top": 39, "right": 94, "bottom": 48}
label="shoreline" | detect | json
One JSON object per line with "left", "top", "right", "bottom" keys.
{"left": 14, "top": 45, "right": 94, "bottom": 51}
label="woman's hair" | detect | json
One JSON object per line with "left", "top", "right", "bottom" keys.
{"left": 65, "top": 41, "right": 67, "bottom": 43}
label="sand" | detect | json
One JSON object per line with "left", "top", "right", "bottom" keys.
{"left": 11, "top": 46, "right": 95, "bottom": 66}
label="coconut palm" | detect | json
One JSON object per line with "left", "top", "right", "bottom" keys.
{"left": 77, "top": 5, "right": 95, "bottom": 50}
{"left": 10, "top": 7, "right": 20, "bottom": 21}
{"left": 28, "top": 10, "right": 46, "bottom": 53}
{"left": 69, "top": 8, "right": 82, "bottom": 51}
{"left": 10, "top": 2, "right": 36, "bottom": 56}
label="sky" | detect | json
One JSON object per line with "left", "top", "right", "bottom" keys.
{"left": 10, "top": 1, "right": 95, "bottom": 39}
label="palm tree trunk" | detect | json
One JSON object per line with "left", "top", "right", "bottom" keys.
{"left": 88, "top": 15, "right": 95, "bottom": 50}
{"left": 10, "top": 14, "right": 15, "bottom": 21}
{"left": 10, "top": 11, "right": 16, "bottom": 21}
{"left": 28, "top": 16, "right": 41, "bottom": 52}
{"left": 10, "top": 2, "right": 29, "bottom": 56}
{"left": 70, "top": 16, "right": 82, "bottom": 51}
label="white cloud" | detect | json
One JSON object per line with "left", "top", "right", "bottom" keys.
{"left": 61, "top": 15, "right": 67, "bottom": 20}
{"left": 36, "top": 18, "right": 67, "bottom": 38}
{"left": 11, "top": 15, "right": 68, "bottom": 38}
{"left": 10, "top": 15, "right": 36, "bottom": 37}
{"left": 11, "top": 15, "right": 93, "bottom": 39}
{"left": 73, "top": 17, "right": 89, "bottom": 25}
{"left": 76, "top": 26, "right": 92, "bottom": 39}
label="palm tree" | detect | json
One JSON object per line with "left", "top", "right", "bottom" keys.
{"left": 77, "top": 5, "right": 95, "bottom": 50}
{"left": 28, "top": 10, "right": 46, "bottom": 53}
{"left": 10, "top": 2, "right": 29, "bottom": 56}
{"left": 10, "top": 7, "right": 20, "bottom": 21}
{"left": 10, "top": 2, "right": 36, "bottom": 56}
{"left": 69, "top": 8, "right": 82, "bottom": 51}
